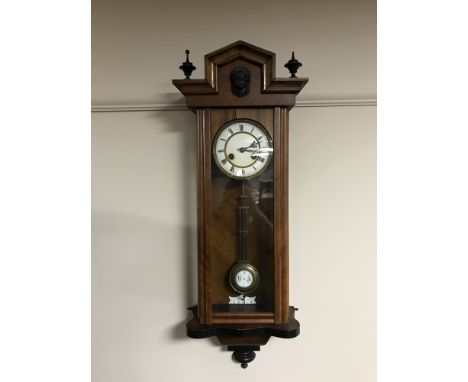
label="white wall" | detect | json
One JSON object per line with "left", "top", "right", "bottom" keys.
{"left": 92, "top": 0, "right": 376, "bottom": 381}
{"left": 92, "top": 0, "right": 376, "bottom": 107}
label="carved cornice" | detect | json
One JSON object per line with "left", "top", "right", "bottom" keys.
{"left": 172, "top": 40, "right": 308, "bottom": 99}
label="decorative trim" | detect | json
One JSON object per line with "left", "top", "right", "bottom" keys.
{"left": 228, "top": 295, "right": 257, "bottom": 304}
{"left": 92, "top": 103, "right": 188, "bottom": 112}
{"left": 91, "top": 98, "right": 377, "bottom": 112}
{"left": 297, "top": 98, "right": 377, "bottom": 107}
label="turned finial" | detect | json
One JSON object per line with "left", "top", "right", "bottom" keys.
{"left": 179, "top": 49, "right": 196, "bottom": 79}
{"left": 284, "top": 51, "right": 302, "bottom": 78}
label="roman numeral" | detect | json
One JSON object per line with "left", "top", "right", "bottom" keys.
{"left": 217, "top": 149, "right": 224, "bottom": 153}
{"left": 228, "top": 127, "right": 234, "bottom": 135}
{"left": 257, "top": 136, "right": 263, "bottom": 142}
{"left": 258, "top": 156, "right": 266, "bottom": 163}
{"left": 242, "top": 169, "right": 245, "bottom": 176}
{"left": 221, "top": 158, "right": 227, "bottom": 165}
{"left": 239, "top": 124, "right": 244, "bottom": 131}
{"left": 230, "top": 165, "right": 235, "bottom": 173}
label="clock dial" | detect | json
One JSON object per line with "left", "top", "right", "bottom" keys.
{"left": 213, "top": 120, "right": 273, "bottom": 179}
{"left": 235, "top": 270, "right": 253, "bottom": 288}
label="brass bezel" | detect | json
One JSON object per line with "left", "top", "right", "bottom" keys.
{"left": 229, "top": 261, "right": 260, "bottom": 294}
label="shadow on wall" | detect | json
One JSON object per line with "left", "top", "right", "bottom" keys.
{"left": 92, "top": 106, "right": 218, "bottom": 349}
{"left": 153, "top": 104, "right": 197, "bottom": 314}
{"left": 153, "top": 103, "right": 223, "bottom": 348}
{"left": 151, "top": 107, "right": 202, "bottom": 342}
{"left": 92, "top": 211, "right": 193, "bottom": 333}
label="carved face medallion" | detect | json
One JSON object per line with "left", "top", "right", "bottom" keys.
{"left": 229, "top": 67, "right": 251, "bottom": 97}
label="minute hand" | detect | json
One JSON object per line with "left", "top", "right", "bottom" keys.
{"left": 243, "top": 147, "right": 273, "bottom": 153}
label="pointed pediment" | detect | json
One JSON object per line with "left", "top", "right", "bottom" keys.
{"left": 173, "top": 41, "right": 308, "bottom": 109}
{"left": 204, "top": 41, "right": 276, "bottom": 89}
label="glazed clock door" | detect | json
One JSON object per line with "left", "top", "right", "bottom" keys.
{"left": 208, "top": 108, "right": 276, "bottom": 325}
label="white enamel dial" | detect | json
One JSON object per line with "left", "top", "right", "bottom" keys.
{"left": 235, "top": 270, "right": 254, "bottom": 288}
{"left": 213, "top": 120, "right": 273, "bottom": 179}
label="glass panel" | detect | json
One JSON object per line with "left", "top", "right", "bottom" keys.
{"left": 209, "top": 119, "right": 274, "bottom": 315}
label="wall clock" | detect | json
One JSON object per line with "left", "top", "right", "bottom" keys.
{"left": 173, "top": 41, "right": 308, "bottom": 368}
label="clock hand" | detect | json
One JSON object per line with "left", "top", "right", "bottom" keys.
{"left": 243, "top": 147, "right": 273, "bottom": 159}
{"left": 237, "top": 141, "right": 257, "bottom": 153}
{"left": 243, "top": 147, "right": 273, "bottom": 153}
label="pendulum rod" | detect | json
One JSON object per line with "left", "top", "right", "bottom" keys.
{"left": 238, "top": 179, "right": 249, "bottom": 261}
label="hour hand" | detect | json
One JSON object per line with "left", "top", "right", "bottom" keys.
{"left": 237, "top": 141, "right": 257, "bottom": 153}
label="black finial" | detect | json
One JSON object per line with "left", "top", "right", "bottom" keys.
{"left": 230, "top": 346, "right": 257, "bottom": 368}
{"left": 179, "top": 49, "right": 196, "bottom": 79}
{"left": 284, "top": 51, "right": 302, "bottom": 78}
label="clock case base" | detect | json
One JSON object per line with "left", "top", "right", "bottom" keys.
{"left": 186, "top": 305, "right": 299, "bottom": 367}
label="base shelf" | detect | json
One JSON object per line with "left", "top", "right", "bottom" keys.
{"left": 186, "top": 305, "right": 300, "bottom": 368}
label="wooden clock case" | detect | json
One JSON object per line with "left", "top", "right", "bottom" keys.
{"left": 173, "top": 41, "right": 308, "bottom": 367}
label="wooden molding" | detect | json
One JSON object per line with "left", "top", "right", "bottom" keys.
{"left": 91, "top": 97, "right": 377, "bottom": 112}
